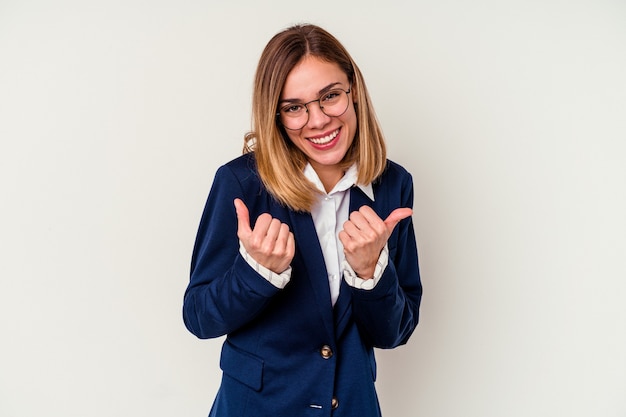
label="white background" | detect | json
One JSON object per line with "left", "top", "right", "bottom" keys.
{"left": 1, "top": 1, "right": 625, "bottom": 416}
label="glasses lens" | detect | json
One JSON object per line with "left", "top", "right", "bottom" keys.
{"left": 279, "top": 88, "right": 350, "bottom": 130}
{"left": 279, "top": 103, "right": 308, "bottom": 130}
{"left": 319, "top": 89, "right": 349, "bottom": 117}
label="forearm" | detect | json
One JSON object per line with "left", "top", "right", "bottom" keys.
{"left": 349, "top": 261, "right": 421, "bottom": 349}
{"left": 183, "top": 255, "right": 281, "bottom": 339}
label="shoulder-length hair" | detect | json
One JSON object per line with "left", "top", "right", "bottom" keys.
{"left": 244, "top": 24, "right": 387, "bottom": 212}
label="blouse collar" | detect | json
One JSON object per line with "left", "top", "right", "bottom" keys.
{"left": 303, "top": 162, "right": 375, "bottom": 201}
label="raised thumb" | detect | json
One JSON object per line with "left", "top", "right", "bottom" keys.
{"left": 384, "top": 208, "right": 413, "bottom": 232}
{"left": 234, "top": 198, "right": 252, "bottom": 236}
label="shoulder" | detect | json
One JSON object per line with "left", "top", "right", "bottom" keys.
{"left": 204, "top": 153, "right": 264, "bottom": 201}
{"left": 221, "top": 152, "right": 257, "bottom": 174}
{"left": 379, "top": 159, "right": 413, "bottom": 185}
{"left": 216, "top": 153, "right": 260, "bottom": 184}
{"left": 372, "top": 159, "right": 414, "bottom": 208}
{"left": 215, "top": 152, "right": 289, "bottom": 218}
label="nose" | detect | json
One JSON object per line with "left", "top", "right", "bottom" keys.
{"left": 305, "top": 101, "right": 331, "bottom": 129}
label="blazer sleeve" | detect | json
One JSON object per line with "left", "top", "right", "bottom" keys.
{"left": 349, "top": 170, "right": 423, "bottom": 349}
{"left": 182, "top": 163, "right": 281, "bottom": 339}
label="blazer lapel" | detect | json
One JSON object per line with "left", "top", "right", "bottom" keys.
{"left": 287, "top": 187, "right": 377, "bottom": 342}
{"left": 349, "top": 185, "right": 375, "bottom": 212}
{"left": 288, "top": 209, "right": 335, "bottom": 338}
{"left": 334, "top": 186, "right": 377, "bottom": 339}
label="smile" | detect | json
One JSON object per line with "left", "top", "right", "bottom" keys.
{"left": 307, "top": 128, "right": 340, "bottom": 145}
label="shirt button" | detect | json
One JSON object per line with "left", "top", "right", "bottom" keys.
{"left": 331, "top": 397, "right": 339, "bottom": 410}
{"left": 320, "top": 345, "right": 333, "bottom": 359}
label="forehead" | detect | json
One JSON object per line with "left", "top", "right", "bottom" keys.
{"left": 281, "top": 56, "right": 348, "bottom": 99}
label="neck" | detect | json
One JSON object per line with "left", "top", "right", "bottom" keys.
{"left": 311, "top": 164, "right": 344, "bottom": 193}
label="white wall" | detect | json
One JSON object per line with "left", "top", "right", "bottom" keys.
{"left": 1, "top": 1, "right": 625, "bottom": 416}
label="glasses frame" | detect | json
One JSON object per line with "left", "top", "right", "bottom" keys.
{"left": 276, "top": 85, "right": 352, "bottom": 131}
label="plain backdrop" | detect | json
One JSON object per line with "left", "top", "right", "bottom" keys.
{"left": 1, "top": 1, "right": 625, "bottom": 416}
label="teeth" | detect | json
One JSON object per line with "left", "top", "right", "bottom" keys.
{"left": 309, "top": 129, "right": 339, "bottom": 145}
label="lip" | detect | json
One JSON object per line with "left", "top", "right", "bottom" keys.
{"left": 306, "top": 127, "right": 341, "bottom": 150}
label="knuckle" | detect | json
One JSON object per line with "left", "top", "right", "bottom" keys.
{"left": 248, "top": 235, "right": 262, "bottom": 249}
{"left": 260, "top": 240, "right": 275, "bottom": 253}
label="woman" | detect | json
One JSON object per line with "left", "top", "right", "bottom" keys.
{"left": 183, "top": 23, "right": 422, "bottom": 417}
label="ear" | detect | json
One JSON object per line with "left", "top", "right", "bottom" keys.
{"left": 351, "top": 82, "right": 358, "bottom": 103}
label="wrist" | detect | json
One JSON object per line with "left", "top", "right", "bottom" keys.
{"left": 354, "top": 266, "right": 375, "bottom": 280}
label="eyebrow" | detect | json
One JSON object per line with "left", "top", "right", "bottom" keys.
{"left": 279, "top": 82, "right": 345, "bottom": 104}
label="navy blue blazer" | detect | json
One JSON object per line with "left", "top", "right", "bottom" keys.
{"left": 183, "top": 153, "right": 422, "bottom": 417}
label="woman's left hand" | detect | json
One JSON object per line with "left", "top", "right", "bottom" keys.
{"left": 338, "top": 205, "right": 412, "bottom": 279}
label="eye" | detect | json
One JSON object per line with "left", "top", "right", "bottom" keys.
{"left": 281, "top": 103, "right": 304, "bottom": 114}
{"left": 321, "top": 90, "right": 342, "bottom": 103}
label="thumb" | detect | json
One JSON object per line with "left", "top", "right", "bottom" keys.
{"left": 384, "top": 208, "right": 412, "bottom": 232}
{"left": 234, "top": 198, "right": 252, "bottom": 237}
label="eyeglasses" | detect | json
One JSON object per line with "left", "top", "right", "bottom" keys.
{"left": 277, "top": 85, "right": 352, "bottom": 130}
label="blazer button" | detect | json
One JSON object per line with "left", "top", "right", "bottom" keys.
{"left": 331, "top": 397, "right": 339, "bottom": 410}
{"left": 320, "top": 345, "right": 333, "bottom": 359}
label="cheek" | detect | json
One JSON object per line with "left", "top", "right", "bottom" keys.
{"left": 284, "top": 130, "right": 305, "bottom": 150}
{"left": 343, "top": 106, "right": 358, "bottom": 135}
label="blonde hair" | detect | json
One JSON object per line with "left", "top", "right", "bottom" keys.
{"left": 244, "top": 24, "right": 387, "bottom": 212}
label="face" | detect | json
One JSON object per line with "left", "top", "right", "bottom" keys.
{"left": 279, "top": 56, "right": 357, "bottom": 183}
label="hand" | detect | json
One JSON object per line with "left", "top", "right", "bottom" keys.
{"left": 339, "top": 205, "right": 412, "bottom": 279}
{"left": 234, "top": 198, "right": 295, "bottom": 274}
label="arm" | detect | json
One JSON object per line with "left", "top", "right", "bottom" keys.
{"left": 182, "top": 164, "right": 289, "bottom": 339}
{"left": 342, "top": 173, "right": 422, "bottom": 349}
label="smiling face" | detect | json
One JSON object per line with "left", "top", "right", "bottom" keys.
{"left": 279, "top": 55, "right": 357, "bottom": 190}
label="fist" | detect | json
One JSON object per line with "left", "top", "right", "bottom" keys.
{"left": 339, "top": 205, "right": 412, "bottom": 279}
{"left": 234, "top": 198, "right": 295, "bottom": 274}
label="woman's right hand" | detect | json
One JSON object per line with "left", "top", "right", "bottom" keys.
{"left": 234, "top": 198, "right": 295, "bottom": 274}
